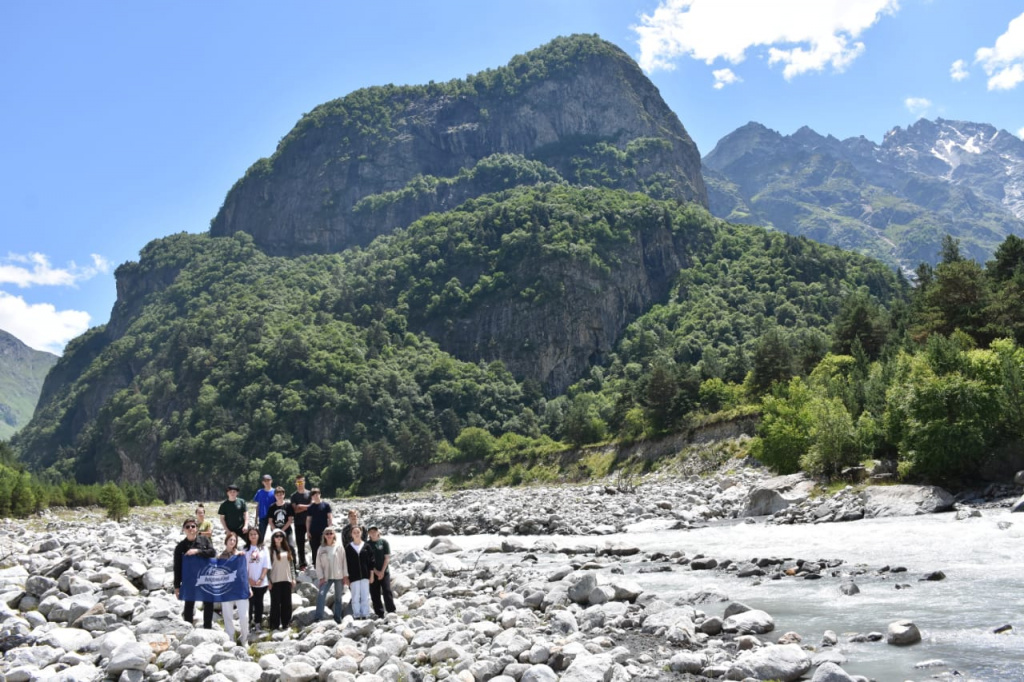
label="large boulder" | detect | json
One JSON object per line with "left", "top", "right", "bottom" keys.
{"left": 861, "top": 485, "right": 954, "bottom": 517}
{"left": 886, "top": 619, "right": 922, "bottom": 646}
{"left": 726, "top": 644, "right": 811, "bottom": 681}
{"left": 810, "top": 662, "right": 858, "bottom": 682}
{"left": 723, "top": 609, "right": 775, "bottom": 635}
{"left": 741, "top": 474, "right": 815, "bottom": 517}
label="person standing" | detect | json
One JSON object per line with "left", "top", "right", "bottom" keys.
{"left": 267, "top": 530, "right": 296, "bottom": 630}
{"left": 344, "top": 526, "right": 374, "bottom": 619}
{"left": 290, "top": 475, "right": 312, "bottom": 570}
{"left": 253, "top": 474, "right": 276, "bottom": 545}
{"left": 218, "top": 484, "right": 249, "bottom": 538}
{"left": 218, "top": 533, "right": 251, "bottom": 644}
{"left": 340, "top": 509, "right": 367, "bottom": 547}
{"left": 306, "top": 488, "right": 333, "bottom": 567}
{"left": 173, "top": 517, "right": 215, "bottom": 628}
{"left": 244, "top": 528, "right": 270, "bottom": 633}
{"left": 266, "top": 487, "right": 295, "bottom": 548}
{"left": 368, "top": 526, "right": 396, "bottom": 618}
{"left": 195, "top": 504, "right": 213, "bottom": 539}
{"left": 314, "top": 527, "right": 348, "bottom": 623}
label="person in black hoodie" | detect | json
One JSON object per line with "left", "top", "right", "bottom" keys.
{"left": 173, "top": 517, "right": 216, "bottom": 628}
{"left": 344, "top": 526, "right": 375, "bottom": 618}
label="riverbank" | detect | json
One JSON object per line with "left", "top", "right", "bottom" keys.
{"left": 0, "top": 461, "right": 1020, "bottom": 682}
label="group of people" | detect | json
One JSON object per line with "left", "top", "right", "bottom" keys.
{"left": 172, "top": 474, "right": 396, "bottom": 641}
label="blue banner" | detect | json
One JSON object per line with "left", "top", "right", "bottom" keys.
{"left": 180, "top": 555, "right": 249, "bottom": 602}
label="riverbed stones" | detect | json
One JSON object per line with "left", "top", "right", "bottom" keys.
{"left": 886, "top": 619, "right": 922, "bottom": 645}
{"left": 861, "top": 485, "right": 955, "bottom": 517}
{"left": 726, "top": 643, "right": 811, "bottom": 681}
{"left": 741, "top": 473, "right": 815, "bottom": 517}
{"left": 1011, "top": 494, "right": 1024, "bottom": 513}
{"left": 723, "top": 608, "right": 775, "bottom": 635}
{"left": 810, "top": 661, "right": 858, "bottom": 682}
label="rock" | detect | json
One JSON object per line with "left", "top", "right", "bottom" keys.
{"left": 39, "top": 627, "right": 93, "bottom": 652}
{"left": 1010, "top": 494, "right": 1024, "bottom": 513}
{"left": 723, "top": 601, "right": 751, "bottom": 618}
{"left": 566, "top": 572, "right": 598, "bottom": 604}
{"left": 723, "top": 608, "right": 775, "bottom": 635}
{"left": 994, "top": 623, "right": 1013, "bottom": 634}
{"left": 741, "top": 473, "right": 815, "bottom": 516}
{"left": 520, "top": 664, "right": 558, "bottom": 682}
{"left": 107, "top": 641, "right": 154, "bottom": 676}
{"left": 810, "top": 661, "right": 857, "bottom": 682}
{"left": 689, "top": 557, "right": 718, "bottom": 570}
{"left": 560, "top": 652, "right": 621, "bottom": 682}
{"left": 920, "top": 570, "right": 946, "bottom": 581}
{"left": 840, "top": 581, "right": 860, "bottom": 595}
{"left": 279, "top": 661, "right": 318, "bottom": 682}
{"left": 861, "top": 485, "right": 955, "bottom": 517}
{"left": 215, "top": 659, "right": 264, "bottom": 682}
{"left": 726, "top": 643, "right": 811, "bottom": 681}
{"left": 426, "top": 536, "right": 462, "bottom": 554}
{"left": 1014, "top": 470, "right": 1024, "bottom": 486}
{"left": 887, "top": 619, "right": 922, "bottom": 645}
{"left": 669, "top": 652, "right": 706, "bottom": 673}
{"left": 426, "top": 521, "right": 456, "bottom": 536}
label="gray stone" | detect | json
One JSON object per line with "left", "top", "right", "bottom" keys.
{"left": 426, "top": 521, "right": 456, "bottom": 536}
{"left": 861, "top": 485, "right": 955, "bottom": 517}
{"left": 886, "top": 619, "right": 922, "bottom": 646}
{"left": 840, "top": 581, "right": 860, "bottom": 596}
{"left": 39, "top": 626, "right": 93, "bottom": 652}
{"left": 810, "top": 661, "right": 857, "bottom": 682}
{"left": 741, "top": 474, "right": 815, "bottom": 516}
{"left": 723, "top": 609, "right": 775, "bottom": 635}
{"left": 1011, "top": 494, "right": 1024, "bottom": 513}
{"left": 560, "top": 653, "right": 621, "bottom": 682}
{"left": 567, "top": 572, "right": 598, "bottom": 604}
{"left": 279, "top": 661, "right": 318, "bottom": 682}
{"left": 1014, "top": 470, "right": 1024, "bottom": 486}
{"left": 726, "top": 644, "right": 811, "bottom": 681}
{"left": 107, "top": 641, "right": 154, "bottom": 676}
{"left": 550, "top": 609, "right": 578, "bottom": 634}
{"left": 429, "top": 640, "right": 466, "bottom": 663}
{"left": 669, "top": 652, "right": 705, "bottom": 673}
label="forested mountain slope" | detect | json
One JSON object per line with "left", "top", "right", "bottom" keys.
{"left": 0, "top": 330, "right": 57, "bottom": 441}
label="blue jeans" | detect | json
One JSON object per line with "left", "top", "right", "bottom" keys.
{"left": 316, "top": 579, "right": 344, "bottom": 623}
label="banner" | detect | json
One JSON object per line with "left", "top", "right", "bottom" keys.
{"left": 180, "top": 555, "right": 249, "bottom": 602}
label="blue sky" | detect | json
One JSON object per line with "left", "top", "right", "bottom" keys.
{"left": 2, "top": 0, "right": 1023, "bottom": 354}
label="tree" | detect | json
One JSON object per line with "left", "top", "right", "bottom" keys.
{"left": 99, "top": 482, "right": 130, "bottom": 522}
{"left": 454, "top": 427, "right": 496, "bottom": 462}
{"left": 749, "top": 328, "right": 795, "bottom": 396}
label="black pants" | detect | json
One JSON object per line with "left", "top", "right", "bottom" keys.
{"left": 183, "top": 600, "right": 214, "bottom": 628}
{"left": 309, "top": 532, "right": 323, "bottom": 567}
{"left": 294, "top": 522, "right": 307, "bottom": 567}
{"left": 249, "top": 585, "right": 267, "bottom": 626}
{"left": 268, "top": 581, "right": 292, "bottom": 630}
{"left": 370, "top": 571, "right": 396, "bottom": 617}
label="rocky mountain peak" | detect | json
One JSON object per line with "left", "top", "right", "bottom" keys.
{"left": 209, "top": 34, "right": 707, "bottom": 257}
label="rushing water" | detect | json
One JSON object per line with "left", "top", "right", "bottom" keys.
{"left": 391, "top": 509, "right": 1023, "bottom": 681}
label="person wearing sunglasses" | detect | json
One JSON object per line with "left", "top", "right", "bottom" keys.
{"left": 314, "top": 527, "right": 348, "bottom": 623}
{"left": 173, "top": 517, "right": 215, "bottom": 628}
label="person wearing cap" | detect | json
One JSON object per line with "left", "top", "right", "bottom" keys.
{"left": 219, "top": 484, "right": 249, "bottom": 538}
{"left": 368, "top": 526, "right": 396, "bottom": 617}
{"left": 290, "top": 475, "right": 312, "bottom": 570}
{"left": 253, "top": 475, "right": 276, "bottom": 545}
{"left": 173, "top": 517, "right": 216, "bottom": 628}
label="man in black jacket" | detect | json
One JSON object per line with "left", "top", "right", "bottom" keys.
{"left": 173, "top": 517, "right": 216, "bottom": 628}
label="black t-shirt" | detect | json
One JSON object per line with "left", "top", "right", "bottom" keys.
{"left": 308, "top": 501, "right": 332, "bottom": 536}
{"left": 291, "top": 490, "right": 312, "bottom": 521}
{"left": 267, "top": 502, "right": 293, "bottom": 533}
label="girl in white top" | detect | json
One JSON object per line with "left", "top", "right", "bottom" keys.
{"left": 244, "top": 528, "right": 270, "bottom": 632}
{"left": 218, "top": 532, "right": 251, "bottom": 643}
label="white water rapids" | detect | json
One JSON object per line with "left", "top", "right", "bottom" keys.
{"left": 391, "top": 510, "right": 1023, "bottom": 681}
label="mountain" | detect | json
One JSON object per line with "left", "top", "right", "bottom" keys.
{"left": 703, "top": 118, "right": 1024, "bottom": 270}
{"left": 11, "top": 36, "right": 905, "bottom": 498}
{"left": 0, "top": 330, "right": 58, "bottom": 441}
{"left": 210, "top": 34, "right": 707, "bottom": 256}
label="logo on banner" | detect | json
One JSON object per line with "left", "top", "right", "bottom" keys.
{"left": 195, "top": 564, "right": 237, "bottom": 596}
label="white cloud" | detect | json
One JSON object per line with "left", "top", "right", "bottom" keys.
{"left": 950, "top": 58, "right": 969, "bottom": 81}
{"left": 0, "top": 291, "right": 90, "bottom": 354}
{"left": 1018, "top": 126, "right": 1024, "bottom": 140}
{"left": 0, "top": 252, "right": 110, "bottom": 288}
{"left": 904, "top": 97, "right": 932, "bottom": 115}
{"left": 712, "top": 68, "right": 741, "bottom": 89}
{"left": 975, "top": 11, "right": 1024, "bottom": 90}
{"left": 634, "top": 0, "right": 899, "bottom": 79}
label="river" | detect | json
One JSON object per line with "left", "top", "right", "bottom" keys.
{"left": 392, "top": 509, "right": 1023, "bottom": 681}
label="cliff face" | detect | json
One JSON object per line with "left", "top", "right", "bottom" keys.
{"left": 210, "top": 35, "right": 707, "bottom": 256}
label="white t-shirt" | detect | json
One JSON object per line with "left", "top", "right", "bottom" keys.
{"left": 246, "top": 545, "right": 271, "bottom": 587}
